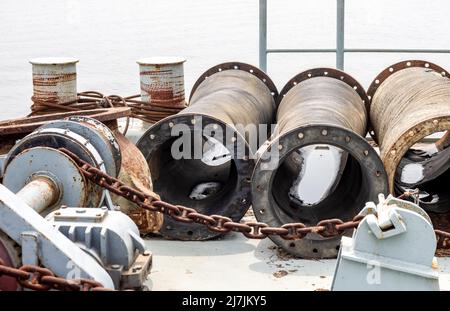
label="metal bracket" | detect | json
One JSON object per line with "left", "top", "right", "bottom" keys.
{"left": 21, "top": 231, "right": 39, "bottom": 266}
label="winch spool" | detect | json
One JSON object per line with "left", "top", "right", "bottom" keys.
{"left": 252, "top": 68, "right": 388, "bottom": 259}
{"left": 137, "top": 62, "right": 278, "bottom": 240}
{"left": 0, "top": 117, "right": 153, "bottom": 290}
{"left": 367, "top": 60, "right": 450, "bottom": 213}
{"left": 2, "top": 117, "right": 122, "bottom": 211}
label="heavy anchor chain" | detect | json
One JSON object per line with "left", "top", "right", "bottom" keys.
{"left": 0, "top": 258, "right": 109, "bottom": 291}
{"left": 2, "top": 147, "right": 450, "bottom": 291}
{"left": 58, "top": 147, "right": 450, "bottom": 247}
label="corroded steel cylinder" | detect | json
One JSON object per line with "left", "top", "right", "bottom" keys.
{"left": 137, "top": 62, "right": 278, "bottom": 240}
{"left": 368, "top": 60, "right": 450, "bottom": 213}
{"left": 29, "top": 57, "right": 78, "bottom": 108}
{"left": 252, "top": 68, "right": 388, "bottom": 259}
{"left": 137, "top": 57, "right": 187, "bottom": 109}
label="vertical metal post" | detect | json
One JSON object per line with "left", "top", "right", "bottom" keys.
{"left": 336, "top": 0, "right": 345, "bottom": 70}
{"left": 259, "top": 0, "right": 267, "bottom": 72}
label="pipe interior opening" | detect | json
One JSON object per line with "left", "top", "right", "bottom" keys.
{"left": 270, "top": 144, "right": 369, "bottom": 225}
{"left": 395, "top": 131, "right": 450, "bottom": 212}
{"left": 149, "top": 133, "right": 239, "bottom": 213}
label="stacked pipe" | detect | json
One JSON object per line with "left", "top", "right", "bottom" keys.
{"left": 252, "top": 68, "right": 388, "bottom": 258}
{"left": 137, "top": 62, "right": 278, "bottom": 240}
{"left": 368, "top": 60, "right": 450, "bottom": 214}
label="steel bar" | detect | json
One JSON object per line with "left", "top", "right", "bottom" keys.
{"left": 266, "top": 48, "right": 450, "bottom": 54}
{"left": 252, "top": 68, "right": 388, "bottom": 258}
{"left": 137, "top": 62, "right": 278, "bottom": 240}
{"left": 259, "top": 0, "right": 268, "bottom": 71}
{"left": 336, "top": 0, "right": 345, "bottom": 70}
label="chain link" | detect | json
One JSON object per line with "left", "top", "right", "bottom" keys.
{"left": 58, "top": 147, "right": 450, "bottom": 248}
{"left": 0, "top": 258, "right": 111, "bottom": 291}
{"left": 57, "top": 147, "right": 368, "bottom": 240}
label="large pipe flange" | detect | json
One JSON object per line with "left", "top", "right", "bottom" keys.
{"left": 368, "top": 60, "right": 450, "bottom": 213}
{"left": 252, "top": 68, "right": 388, "bottom": 258}
{"left": 137, "top": 114, "right": 253, "bottom": 240}
{"left": 252, "top": 125, "right": 387, "bottom": 258}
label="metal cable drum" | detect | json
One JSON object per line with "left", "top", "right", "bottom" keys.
{"left": 137, "top": 62, "right": 278, "bottom": 240}
{"left": 367, "top": 60, "right": 450, "bottom": 213}
{"left": 252, "top": 68, "right": 388, "bottom": 259}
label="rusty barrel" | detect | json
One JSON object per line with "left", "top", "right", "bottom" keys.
{"left": 368, "top": 60, "right": 450, "bottom": 213}
{"left": 137, "top": 62, "right": 278, "bottom": 240}
{"left": 29, "top": 57, "right": 78, "bottom": 113}
{"left": 252, "top": 68, "right": 388, "bottom": 259}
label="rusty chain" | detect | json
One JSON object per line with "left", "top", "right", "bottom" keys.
{"left": 58, "top": 147, "right": 450, "bottom": 247}
{"left": 0, "top": 258, "right": 110, "bottom": 291}
{"left": 3, "top": 147, "right": 450, "bottom": 291}
{"left": 58, "top": 147, "right": 366, "bottom": 240}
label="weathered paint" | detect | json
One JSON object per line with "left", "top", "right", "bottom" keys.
{"left": 15, "top": 177, "right": 60, "bottom": 214}
{"left": 111, "top": 130, "right": 163, "bottom": 234}
{"left": 136, "top": 57, "right": 186, "bottom": 109}
{"left": 29, "top": 57, "right": 78, "bottom": 105}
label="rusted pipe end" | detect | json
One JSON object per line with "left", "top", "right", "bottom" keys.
{"left": 367, "top": 60, "right": 449, "bottom": 143}
{"left": 369, "top": 60, "right": 450, "bottom": 213}
{"left": 383, "top": 118, "right": 450, "bottom": 195}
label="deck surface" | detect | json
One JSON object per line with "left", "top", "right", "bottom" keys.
{"left": 143, "top": 216, "right": 450, "bottom": 291}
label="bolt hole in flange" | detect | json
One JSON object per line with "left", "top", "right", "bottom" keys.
{"left": 252, "top": 68, "right": 388, "bottom": 259}
{"left": 367, "top": 60, "right": 450, "bottom": 214}
{"left": 137, "top": 62, "right": 278, "bottom": 240}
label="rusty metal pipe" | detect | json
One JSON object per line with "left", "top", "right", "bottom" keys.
{"left": 367, "top": 60, "right": 450, "bottom": 213}
{"left": 16, "top": 177, "right": 60, "bottom": 214}
{"left": 252, "top": 68, "right": 388, "bottom": 258}
{"left": 137, "top": 62, "right": 278, "bottom": 240}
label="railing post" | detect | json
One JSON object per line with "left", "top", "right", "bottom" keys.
{"left": 336, "top": 0, "right": 345, "bottom": 70}
{"left": 259, "top": 0, "right": 267, "bottom": 72}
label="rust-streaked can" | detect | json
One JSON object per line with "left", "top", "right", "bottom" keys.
{"left": 29, "top": 57, "right": 79, "bottom": 105}
{"left": 136, "top": 57, "right": 186, "bottom": 109}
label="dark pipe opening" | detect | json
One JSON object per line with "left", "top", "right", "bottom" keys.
{"left": 395, "top": 137, "right": 450, "bottom": 213}
{"left": 270, "top": 144, "right": 368, "bottom": 225}
{"left": 149, "top": 134, "right": 239, "bottom": 214}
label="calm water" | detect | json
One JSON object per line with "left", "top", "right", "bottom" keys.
{"left": 1, "top": 0, "right": 450, "bottom": 120}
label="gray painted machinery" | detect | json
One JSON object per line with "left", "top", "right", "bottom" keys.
{"left": 0, "top": 116, "right": 151, "bottom": 290}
